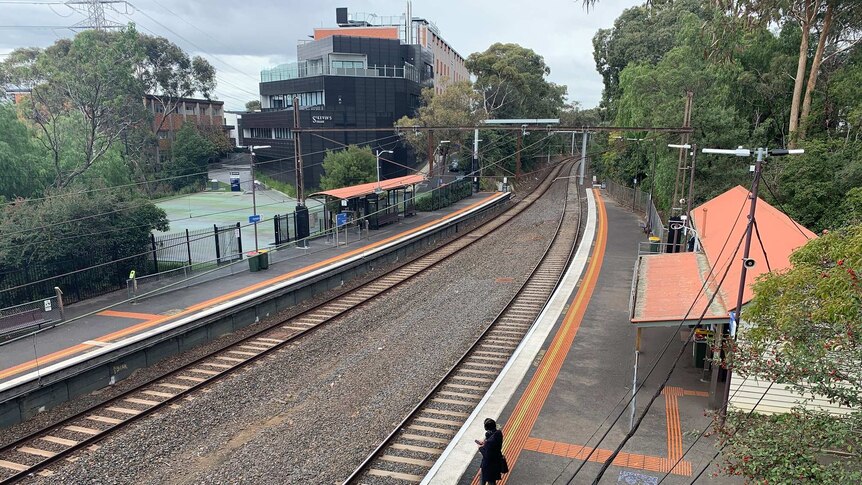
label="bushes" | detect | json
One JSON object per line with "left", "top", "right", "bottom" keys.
{"left": 415, "top": 178, "right": 472, "bottom": 211}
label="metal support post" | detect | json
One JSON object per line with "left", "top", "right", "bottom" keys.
{"left": 250, "top": 147, "right": 259, "bottom": 253}
{"left": 579, "top": 132, "right": 588, "bottom": 185}
{"left": 54, "top": 286, "right": 65, "bottom": 321}
{"left": 473, "top": 128, "right": 480, "bottom": 192}
{"left": 515, "top": 131, "right": 522, "bottom": 178}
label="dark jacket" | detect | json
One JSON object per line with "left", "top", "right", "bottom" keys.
{"left": 480, "top": 429, "right": 504, "bottom": 481}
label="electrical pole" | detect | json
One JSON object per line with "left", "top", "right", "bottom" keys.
{"left": 579, "top": 132, "right": 588, "bottom": 186}
{"left": 473, "top": 128, "right": 480, "bottom": 192}
{"left": 701, "top": 146, "right": 804, "bottom": 416}
{"left": 671, "top": 91, "right": 694, "bottom": 215}
{"left": 515, "top": 130, "right": 522, "bottom": 178}
{"left": 250, "top": 147, "right": 259, "bottom": 252}
{"left": 293, "top": 97, "right": 309, "bottom": 246}
{"left": 65, "top": 0, "right": 127, "bottom": 30}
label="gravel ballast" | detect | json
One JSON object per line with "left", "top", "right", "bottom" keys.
{"left": 25, "top": 168, "right": 574, "bottom": 484}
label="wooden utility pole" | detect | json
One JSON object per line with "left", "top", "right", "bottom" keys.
{"left": 671, "top": 91, "right": 694, "bottom": 215}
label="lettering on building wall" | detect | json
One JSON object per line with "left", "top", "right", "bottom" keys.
{"left": 311, "top": 115, "right": 333, "bottom": 124}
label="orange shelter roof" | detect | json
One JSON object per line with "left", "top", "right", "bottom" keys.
{"left": 691, "top": 186, "right": 816, "bottom": 308}
{"left": 630, "top": 252, "right": 729, "bottom": 326}
{"left": 313, "top": 27, "right": 400, "bottom": 41}
{"left": 630, "top": 185, "right": 816, "bottom": 327}
{"left": 309, "top": 174, "right": 425, "bottom": 201}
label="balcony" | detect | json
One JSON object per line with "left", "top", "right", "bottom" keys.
{"left": 261, "top": 62, "right": 419, "bottom": 83}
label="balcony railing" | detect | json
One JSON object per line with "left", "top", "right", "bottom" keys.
{"left": 261, "top": 62, "right": 419, "bottom": 83}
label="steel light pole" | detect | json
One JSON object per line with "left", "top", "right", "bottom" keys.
{"left": 247, "top": 145, "right": 271, "bottom": 253}
{"left": 701, "top": 145, "right": 804, "bottom": 418}
{"left": 375, "top": 149, "right": 394, "bottom": 191}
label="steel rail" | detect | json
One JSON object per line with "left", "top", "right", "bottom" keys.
{"left": 0, "top": 160, "right": 574, "bottom": 484}
{"left": 345, "top": 160, "right": 584, "bottom": 484}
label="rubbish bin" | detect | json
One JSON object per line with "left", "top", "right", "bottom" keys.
{"left": 649, "top": 236, "right": 661, "bottom": 253}
{"left": 210, "top": 179, "right": 220, "bottom": 191}
{"left": 258, "top": 250, "right": 269, "bottom": 270}
{"left": 693, "top": 341, "right": 708, "bottom": 368}
{"left": 247, "top": 252, "right": 261, "bottom": 272}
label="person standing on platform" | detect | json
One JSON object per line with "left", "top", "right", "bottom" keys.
{"left": 475, "top": 417, "right": 505, "bottom": 484}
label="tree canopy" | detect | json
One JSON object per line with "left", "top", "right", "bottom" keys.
{"left": 319, "top": 145, "right": 378, "bottom": 190}
{"left": 466, "top": 43, "right": 567, "bottom": 119}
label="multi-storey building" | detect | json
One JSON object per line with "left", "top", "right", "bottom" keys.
{"left": 145, "top": 95, "right": 225, "bottom": 159}
{"left": 239, "top": 6, "right": 467, "bottom": 190}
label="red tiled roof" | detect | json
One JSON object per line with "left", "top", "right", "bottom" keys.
{"left": 309, "top": 174, "right": 425, "bottom": 200}
{"left": 630, "top": 185, "right": 816, "bottom": 326}
{"left": 630, "top": 252, "right": 728, "bottom": 325}
{"left": 691, "top": 186, "right": 816, "bottom": 307}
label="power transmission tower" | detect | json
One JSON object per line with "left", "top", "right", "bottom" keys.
{"left": 65, "top": 0, "right": 130, "bottom": 31}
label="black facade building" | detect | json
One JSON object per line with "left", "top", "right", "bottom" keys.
{"left": 239, "top": 26, "right": 437, "bottom": 191}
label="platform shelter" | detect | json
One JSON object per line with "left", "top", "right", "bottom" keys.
{"left": 629, "top": 185, "right": 816, "bottom": 409}
{"left": 309, "top": 174, "right": 424, "bottom": 231}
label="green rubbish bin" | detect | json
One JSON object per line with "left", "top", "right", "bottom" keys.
{"left": 258, "top": 250, "right": 269, "bottom": 270}
{"left": 247, "top": 252, "right": 261, "bottom": 272}
{"left": 649, "top": 236, "right": 661, "bottom": 253}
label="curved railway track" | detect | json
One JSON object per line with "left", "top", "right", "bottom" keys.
{"left": 0, "top": 160, "right": 574, "bottom": 483}
{"left": 345, "top": 161, "right": 584, "bottom": 484}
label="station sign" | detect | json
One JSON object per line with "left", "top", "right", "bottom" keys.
{"left": 248, "top": 214, "right": 261, "bottom": 224}
{"left": 336, "top": 213, "right": 348, "bottom": 227}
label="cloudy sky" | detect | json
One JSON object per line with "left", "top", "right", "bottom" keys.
{"left": 1, "top": 0, "right": 641, "bottom": 111}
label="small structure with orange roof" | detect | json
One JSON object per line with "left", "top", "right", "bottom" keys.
{"left": 629, "top": 185, "right": 824, "bottom": 413}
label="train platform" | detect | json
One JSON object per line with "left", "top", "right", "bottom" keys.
{"left": 0, "top": 192, "right": 506, "bottom": 392}
{"left": 427, "top": 189, "right": 731, "bottom": 484}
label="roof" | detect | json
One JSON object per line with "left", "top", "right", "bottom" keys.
{"left": 630, "top": 252, "right": 729, "bottom": 326}
{"left": 309, "top": 174, "right": 425, "bottom": 200}
{"left": 630, "top": 185, "right": 816, "bottom": 327}
{"left": 691, "top": 186, "right": 816, "bottom": 307}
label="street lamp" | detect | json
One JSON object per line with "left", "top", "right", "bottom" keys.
{"left": 375, "top": 149, "right": 394, "bottom": 191}
{"left": 701, "top": 145, "right": 804, "bottom": 419}
{"left": 247, "top": 145, "right": 271, "bottom": 253}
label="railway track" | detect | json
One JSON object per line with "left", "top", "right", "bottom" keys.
{"left": 345, "top": 161, "right": 584, "bottom": 484}
{"left": 0, "top": 160, "right": 574, "bottom": 483}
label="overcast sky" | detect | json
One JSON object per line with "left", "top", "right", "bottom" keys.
{"left": 1, "top": 0, "right": 641, "bottom": 111}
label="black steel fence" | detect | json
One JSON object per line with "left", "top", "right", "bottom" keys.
{"left": 0, "top": 223, "right": 244, "bottom": 308}
{"left": 0, "top": 252, "right": 150, "bottom": 307}
{"left": 273, "top": 206, "right": 326, "bottom": 246}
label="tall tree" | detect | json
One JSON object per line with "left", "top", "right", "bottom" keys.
{"left": 245, "top": 99, "right": 261, "bottom": 111}
{"left": 1, "top": 27, "right": 145, "bottom": 188}
{"left": 0, "top": 104, "right": 50, "bottom": 199}
{"left": 395, "top": 80, "right": 484, "bottom": 177}
{"left": 466, "top": 43, "right": 566, "bottom": 119}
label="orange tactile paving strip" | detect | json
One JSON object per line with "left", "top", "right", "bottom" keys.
{"left": 0, "top": 193, "right": 505, "bottom": 382}
{"left": 522, "top": 437, "right": 692, "bottom": 476}
{"left": 471, "top": 189, "right": 608, "bottom": 485}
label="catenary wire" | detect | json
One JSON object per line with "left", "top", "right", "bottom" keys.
{"left": 556, "top": 192, "right": 749, "bottom": 484}
{"left": 1, "top": 132, "right": 561, "bottom": 295}
{"left": 587, "top": 227, "right": 748, "bottom": 484}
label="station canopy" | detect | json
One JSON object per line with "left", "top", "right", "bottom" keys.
{"left": 309, "top": 174, "right": 425, "bottom": 201}
{"left": 630, "top": 186, "right": 816, "bottom": 328}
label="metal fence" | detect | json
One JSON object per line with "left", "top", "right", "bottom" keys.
{"left": 273, "top": 206, "right": 326, "bottom": 246}
{"left": 0, "top": 295, "right": 62, "bottom": 337}
{"left": 603, "top": 178, "right": 666, "bottom": 242}
{"left": 0, "top": 253, "right": 149, "bottom": 307}
{"left": 149, "top": 223, "right": 243, "bottom": 270}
